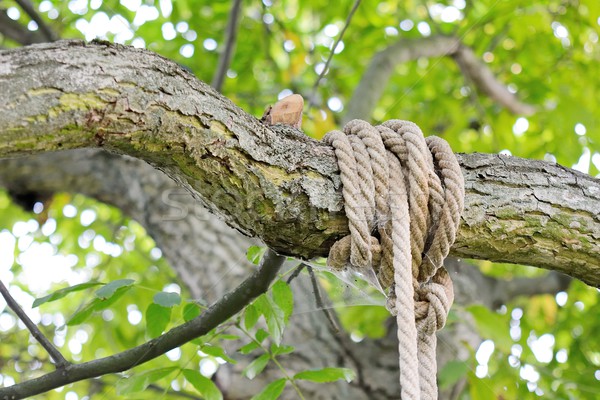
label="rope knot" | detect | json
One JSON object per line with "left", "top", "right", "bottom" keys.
{"left": 414, "top": 271, "right": 454, "bottom": 335}
{"left": 324, "top": 119, "right": 464, "bottom": 400}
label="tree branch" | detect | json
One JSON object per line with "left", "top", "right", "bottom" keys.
{"left": 0, "top": 40, "right": 598, "bottom": 287}
{"left": 0, "top": 280, "right": 70, "bottom": 368}
{"left": 310, "top": 0, "right": 361, "bottom": 104}
{"left": 211, "top": 0, "right": 242, "bottom": 92}
{"left": 343, "top": 36, "right": 461, "bottom": 123}
{"left": 0, "top": 9, "right": 46, "bottom": 45}
{"left": 445, "top": 259, "right": 572, "bottom": 309}
{"left": 343, "top": 36, "right": 535, "bottom": 124}
{"left": 15, "top": 0, "right": 58, "bottom": 42}
{"left": 0, "top": 249, "right": 285, "bottom": 399}
{"left": 488, "top": 271, "right": 571, "bottom": 309}
{"left": 453, "top": 45, "right": 535, "bottom": 115}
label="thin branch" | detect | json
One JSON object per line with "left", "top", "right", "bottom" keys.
{"left": 343, "top": 36, "right": 461, "bottom": 123}
{"left": 310, "top": 0, "right": 361, "bottom": 105}
{"left": 0, "top": 9, "right": 46, "bottom": 45}
{"left": 453, "top": 45, "right": 535, "bottom": 115}
{"left": 306, "top": 265, "right": 339, "bottom": 333}
{"left": 343, "top": 36, "right": 536, "bottom": 123}
{"left": 15, "top": 0, "right": 58, "bottom": 42}
{"left": 286, "top": 263, "right": 340, "bottom": 332}
{"left": 0, "top": 249, "right": 285, "bottom": 399}
{"left": 0, "top": 280, "right": 70, "bottom": 368}
{"left": 286, "top": 263, "right": 306, "bottom": 284}
{"left": 211, "top": 0, "right": 242, "bottom": 92}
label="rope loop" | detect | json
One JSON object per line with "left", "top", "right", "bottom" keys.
{"left": 324, "top": 119, "right": 464, "bottom": 400}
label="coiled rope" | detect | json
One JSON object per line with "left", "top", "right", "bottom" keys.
{"left": 324, "top": 119, "right": 464, "bottom": 399}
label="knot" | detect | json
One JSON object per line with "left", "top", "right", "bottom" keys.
{"left": 324, "top": 119, "right": 464, "bottom": 400}
{"left": 414, "top": 269, "right": 454, "bottom": 335}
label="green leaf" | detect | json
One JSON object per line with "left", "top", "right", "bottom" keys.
{"left": 243, "top": 353, "right": 270, "bottom": 380}
{"left": 146, "top": 303, "right": 171, "bottom": 338}
{"left": 183, "top": 302, "right": 202, "bottom": 321}
{"left": 438, "top": 360, "right": 470, "bottom": 389}
{"left": 32, "top": 282, "right": 103, "bottom": 308}
{"left": 66, "top": 299, "right": 99, "bottom": 326}
{"left": 254, "top": 296, "right": 285, "bottom": 345}
{"left": 218, "top": 334, "right": 240, "bottom": 340}
{"left": 467, "top": 305, "right": 512, "bottom": 352}
{"left": 255, "top": 328, "right": 269, "bottom": 343}
{"left": 67, "top": 285, "right": 133, "bottom": 326}
{"left": 116, "top": 367, "right": 178, "bottom": 395}
{"left": 246, "top": 246, "right": 266, "bottom": 265}
{"left": 270, "top": 344, "right": 294, "bottom": 356}
{"left": 294, "top": 367, "right": 355, "bottom": 383}
{"left": 153, "top": 291, "right": 181, "bottom": 307}
{"left": 201, "top": 344, "right": 236, "bottom": 364}
{"left": 272, "top": 281, "right": 293, "bottom": 322}
{"left": 95, "top": 279, "right": 135, "bottom": 299}
{"left": 183, "top": 369, "right": 223, "bottom": 400}
{"left": 250, "top": 378, "right": 286, "bottom": 400}
{"left": 244, "top": 304, "right": 259, "bottom": 330}
{"left": 265, "top": 302, "right": 285, "bottom": 346}
{"left": 238, "top": 341, "right": 261, "bottom": 355}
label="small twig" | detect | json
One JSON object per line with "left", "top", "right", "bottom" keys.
{"left": 306, "top": 265, "right": 339, "bottom": 333}
{"left": 310, "top": 0, "right": 361, "bottom": 105}
{"left": 0, "top": 280, "right": 70, "bottom": 368}
{"left": 0, "top": 249, "right": 285, "bottom": 399}
{"left": 15, "top": 0, "right": 58, "bottom": 42}
{"left": 212, "top": 0, "right": 243, "bottom": 92}
{"left": 286, "top": 263, "right": 306, "bottom": 284}
{"left": 286, "top": 263, "right": 339, "bottom": 332}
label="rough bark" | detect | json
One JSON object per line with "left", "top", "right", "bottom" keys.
{"left": 1, "top": 40, "right": 599, "bottom": 287}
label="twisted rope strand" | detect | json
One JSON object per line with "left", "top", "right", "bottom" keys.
{"left": 388, "top": 151, "right": 421, "bottom": 398}
{"left": 323, "top": 130, "right": 372, "bottom": 268}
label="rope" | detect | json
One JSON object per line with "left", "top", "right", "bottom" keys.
{"left": 324, "top": 119, "right": 464, "bottom": 399}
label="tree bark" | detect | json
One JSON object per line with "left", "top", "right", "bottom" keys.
{"left": 1, "top": 40, "right": 599, "bottom": 287}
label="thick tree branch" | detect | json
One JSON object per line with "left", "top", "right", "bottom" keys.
{"left": 488, "top": 271, "right": 571, "bottom": 308}
{"left": 0, "top": 281, "right": 70, "bottom": 368}
{"left": 343, "top": 36, "right": 535, "bottom": 123}
{"left": 445, "top": 260, "right": 572, "bottom": 309}
{"left": 0, "top": 249, "right": 285, "bottom": 399}
{"left": 0, "top": 40, "right": 598, "bottom": 286}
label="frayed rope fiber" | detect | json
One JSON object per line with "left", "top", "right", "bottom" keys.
{"left": 324, "top": 119, "right": 464, "bottom": 400}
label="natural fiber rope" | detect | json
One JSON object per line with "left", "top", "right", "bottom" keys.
{"left": 324, "top": 119, "right": 464, "bottom": 400}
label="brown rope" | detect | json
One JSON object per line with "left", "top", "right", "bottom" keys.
{"left": 324, "top": 119, "right": 464, "bottom": 399}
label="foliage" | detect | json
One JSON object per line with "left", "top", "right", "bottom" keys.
{"left": 0, "top": 0, "right": 599, "bottom": 399}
